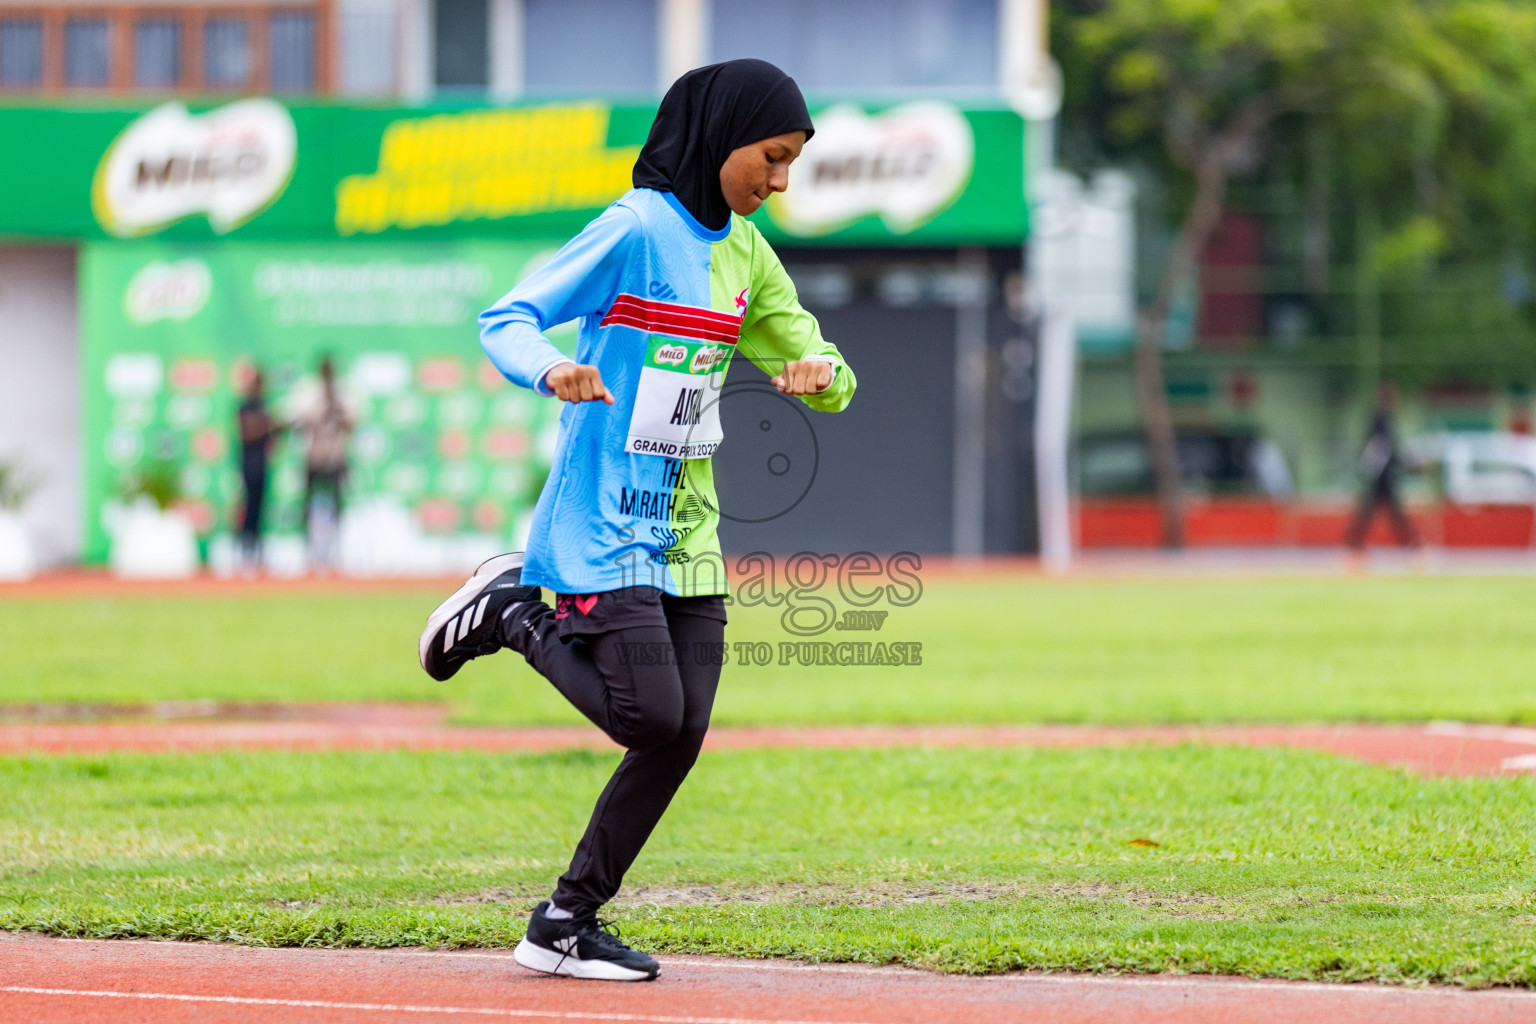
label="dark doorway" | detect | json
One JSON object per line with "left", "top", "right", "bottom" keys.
{"left": 434, "top": 0, "right": 488, "bottom": 89}
{"left": 713, "top": 247, "right": 1031, "bottom": 556}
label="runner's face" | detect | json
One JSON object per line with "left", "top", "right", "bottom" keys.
{"left": 719, "top": 131, "right": 807, "bottom": 217}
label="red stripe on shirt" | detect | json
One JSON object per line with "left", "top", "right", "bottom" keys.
{"left": 600, "top": 294, "right": 741, "bottom": 345}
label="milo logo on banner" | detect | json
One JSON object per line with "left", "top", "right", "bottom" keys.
{"left": 92, "top": 99, "right": 297, "bottom": 237}
{"left": 768, "top": 101, "right": 974, "bottom": 236}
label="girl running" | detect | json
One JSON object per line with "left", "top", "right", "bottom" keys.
{"left": 417, "top": 59, "right": 856, "bottom": 982}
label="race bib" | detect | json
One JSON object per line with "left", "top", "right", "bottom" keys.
{"left": 626, "top": 336, "right": 734, "bottom": 459}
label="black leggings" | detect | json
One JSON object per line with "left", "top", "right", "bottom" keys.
{"left": 239, "top": 461, "right": 266, "bottom": 554}
{"left": 512, "top": 597, "right": 724, "bottom": 916}
{"left": 304, "top": 468, "right": 345, "bottom": 523}
{"left": 1346, "top": 479, "right": 1418, "bottom": 548}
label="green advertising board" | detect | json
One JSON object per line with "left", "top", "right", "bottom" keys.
{"left": 80, "top": 238, "right": 570, "bottom": 565}
{"left": 0, "top": 98, "right": 1026, "bottom": 246}
{"left": 46, "top": 95, "right": 1026, "bottom": 565}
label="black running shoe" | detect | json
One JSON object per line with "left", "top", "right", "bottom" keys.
{"left": 418, "top": 552, "right": 540, "bottom": 682}
{"left": 513, "top": 901, "right": 660, "bottom": 982}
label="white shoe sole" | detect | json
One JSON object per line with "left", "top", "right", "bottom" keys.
{"left": 417, "top": 552, "right": 526, "bottom": 674}
{"left": 512, "top": 937, "right": 657, "bottom": 981}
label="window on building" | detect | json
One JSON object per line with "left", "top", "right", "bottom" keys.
{"left": 0, "top": 6, "right": 329, "bottom": 95}
{"left": 340, "top": 5, "right": 395, "bottom": 95}
{"left": 65, "top": 18, "right": 112, "bottom": 87}
{"left": 524, "top": 0, "right": 657, "bottom": 95}
{"left": 270, "top": 11, "right": 316, "bottom": 91}
{"left": 204, "top": 17, "right": 250, "bottom": 89}
{"left": 133, "top": 17, "right": 181, "bottom": 87}
{"left": 435, "top": 0, "right": 487, "bottom": 89}
{"left": 711, "top": 0, "right": 998, "bottom": 94}
{"left": 0, "top": 18, "right": 44, "bottom": 88}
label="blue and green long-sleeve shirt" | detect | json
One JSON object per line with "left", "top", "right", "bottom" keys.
{"left": 479, "top": 187, "right": 856, "bottom": 596}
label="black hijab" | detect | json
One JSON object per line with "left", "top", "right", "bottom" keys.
{"left": 633, "top": 59, "right": 815, "bottom": 232}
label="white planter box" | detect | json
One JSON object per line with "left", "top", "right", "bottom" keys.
{"left": 109, "top": 501, "right": 199, "bottom": 579}
{"left": 0, "top": 510, "right": 36, "bottom": 581}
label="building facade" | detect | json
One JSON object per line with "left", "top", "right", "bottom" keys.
{"left": 0, "top": 0, "right": 1049, "bottom": 102}
{"left": 0, "top": 1, "right": 1054, "bottom": 568}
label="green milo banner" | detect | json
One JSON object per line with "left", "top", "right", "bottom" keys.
{"left": 31, "top": 95, "right": 1026, "bottom": 566}
{"left": 0, "top": 98, "right": 1026, "bottom": 246}
{"left": 80, "top": 239, "right": 570, "bottom": 567}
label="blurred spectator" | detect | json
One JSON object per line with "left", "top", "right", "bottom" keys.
{"left": 1346, "top": 383, "right": 1419, "bottom": 549}
{"left": 1249, "top": 438, "right": 1294, "bottom": 500}
{"left": 291, "top": 357, "right": 356, "bottom": 571}
{"left": 236, "top": 369, "right": 283, "bottom": 572}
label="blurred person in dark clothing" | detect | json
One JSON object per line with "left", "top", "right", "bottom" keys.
{"left": 236, "top": 369, "right": 284, "bottom": 571}
{"left": 1346, "top": 382, "right": 1419, "bottom": 549}
{"left": 293, "top": 357, "right": 356, "bottom": 571}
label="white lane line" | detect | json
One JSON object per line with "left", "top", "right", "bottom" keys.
{"left": 1425, "top": 722, "right": 1536, "bottom": 746}
{"left": 447, "top": 954, "right": 1536, "bottom": 998}
{"left": 0, "top": 986, "right": 875, "bottom": 1024}
{"left": 667, "top": 962, "right": 1536, "bottom": 999}
{"left": 40, "top": 941, "right": 898, "bottom": 977}
{"left": 369, "top": 951, "right": 882, "bottom": 976}
{"left": 22, "top": 943, "right": 1536, "bottom": 1000}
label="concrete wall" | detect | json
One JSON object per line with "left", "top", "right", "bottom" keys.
{"left": 1074, "top": 358, "right": 1536, "bottom": 501}
{"left": 0, "top": 245, "right": 81, "bottom": 565}
{"left": 1076, "top": 360, "right": 1358, "bottom": 497}
{"left": 716, "top": 248, "right": 1033, "bottom": 557}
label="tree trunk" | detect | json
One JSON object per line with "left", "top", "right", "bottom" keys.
{"left": 1133, "top": 309, "right": 1184, "bottom": 547}
{"left": 1135, "top": 156, "right": 1232, "bottom": 548}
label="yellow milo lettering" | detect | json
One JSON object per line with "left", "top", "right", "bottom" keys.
{"left": 378, "top": 121, "right": 419, "bottom": 173}
{"left": 400, "top": 181, "right": 453, "bottom": 228}
{"left": 333, "top": 104, "right": 639, "bottom": 233}
{"left": 335, "top": 177, "right": 394, "bottom": 236}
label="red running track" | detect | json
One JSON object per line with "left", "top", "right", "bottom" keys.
{"left": 3, "top": 712, "right": 1536, "bottom": 776}
{"left": 2, "top": 933, "right": 1533, "bottom": 1024}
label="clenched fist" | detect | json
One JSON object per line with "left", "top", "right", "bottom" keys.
{"left": 545, "top": 363, "right": 614, "bottom": 405}
{"left": 770, "top": 359, "right": 834, "bottom": 395}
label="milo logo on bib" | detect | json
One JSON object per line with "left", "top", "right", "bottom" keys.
{"left": 628, "top": 335, "right": 735, "bottom": 459}
{"left": 599, "top": 292, "right": 742, "bottom": 460}
{"left": 691, "top": 346, "right": 728, "bottom": 373}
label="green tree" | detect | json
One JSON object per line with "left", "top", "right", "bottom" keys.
{"left": 1058, "top": 0, "right": 1536, "bottom": 545}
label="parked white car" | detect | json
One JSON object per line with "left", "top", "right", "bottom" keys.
{"left": 1405, "top": 432, "right": 1536, "bottom": 505}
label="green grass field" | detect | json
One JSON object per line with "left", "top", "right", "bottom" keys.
{"left": 3, "top": 576, "right": 1534, "bottom": 723}
{"left": 3, "top": 745, "right": 1534, "bottom": 984}
{"left": 5, "top": 575, "right": 1536, "bottom": 984}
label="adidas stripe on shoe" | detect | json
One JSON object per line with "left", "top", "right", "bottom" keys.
{"left": 418, "top": 552, "right": 540, "bottom": 682}
{"left": 513, "top": 901, "right": 659, "bottom": 982}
